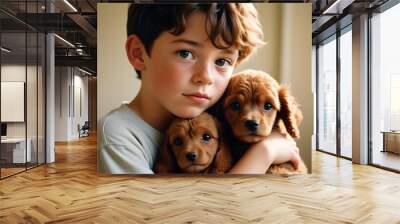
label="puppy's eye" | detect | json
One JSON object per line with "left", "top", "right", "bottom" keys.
{"left": 202, "top": 133, "right": 211, "bottom": 142}
{"left": 230, "top": 101, "right": 240, "bottom": 111}
{"left": 173, "top": 137, "right": 183, "bottom": 146}
{"left": 264, "top": 103, "right": 273, "bottom": 111}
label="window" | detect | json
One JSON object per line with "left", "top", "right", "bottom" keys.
{"left": 340, "top": 27, "right": 352, "bottom": 158}
{"left": 370, "top": 2, "right": 400, "bottom": 171}
{"left": 317, "top": 35, "right": 337, "bottom": 155}
{"left": 316, "top": 25, "right": 353, "bottom": 159}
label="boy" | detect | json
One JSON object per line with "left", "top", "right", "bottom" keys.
{"left": 98, "top": 3, "right": 301, "bottom": 174}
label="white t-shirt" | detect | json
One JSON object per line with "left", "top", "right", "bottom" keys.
{"left": 97, "top": 104, "right": 164, "bottom": 174}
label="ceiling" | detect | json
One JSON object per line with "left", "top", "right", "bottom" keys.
{"left": 0, "top": 0, "right": 394, "bottom": 75}
{"left": 311, "top": 0, "right": 390, "bottom": 43}
{"left": 0, "top": 0, "right": 97, "bottom": 75}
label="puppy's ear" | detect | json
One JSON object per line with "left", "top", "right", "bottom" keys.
{"left": 212, "top": 118, "right": 233, "bottom": 174}
{"left": 206, "top": 96, "right": 225, "bottom": 123}
{"left": 154, "top": 133, "right": 179, "bottom": 173}
{"left": 278, "top": 85, "right": 302, "bottom": 139}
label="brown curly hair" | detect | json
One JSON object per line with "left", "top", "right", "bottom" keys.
{"left": 127, "top": 3, "right": 265, "bottom": 79}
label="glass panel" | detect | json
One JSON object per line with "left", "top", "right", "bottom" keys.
{"left": 1, "top": 31, "right": 27, "bottom": 177}
{"left": 371, "top": 3, "right": 400, "bottom": 171}
{"left": 317, "top": 36, "right": 337, "bottom": 154}
{"left": 340, "top": 28, "right": 352, "bottom": 158}
{"left": 0, "top": 1, "right": 46, "bottom": 179}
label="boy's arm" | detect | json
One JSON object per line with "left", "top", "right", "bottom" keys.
{"left": 98, "top": 143, "right": 155, "bottom": 174}
{"left": 98, "top": 112, "right": 156, "bottom": 175}
{"left": 227, "top": 131, "right": 301, "bottom": 174}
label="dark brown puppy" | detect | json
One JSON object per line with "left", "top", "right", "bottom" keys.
{"left": 221, "top": 69, "right": 307, "bottom": 174}
{"left": 154, "top": 112, "right": 232, "bottom": 174}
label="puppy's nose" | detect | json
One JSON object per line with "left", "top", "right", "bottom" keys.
{"left": 245, "top": 120, "right": 259, "bottom": 131}
{"left": 186, "top": 152, "right": 197, "bottom": 162}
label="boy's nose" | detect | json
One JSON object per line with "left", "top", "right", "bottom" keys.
{"left": 192, "top": 64, "right": 213, "bottom": 85}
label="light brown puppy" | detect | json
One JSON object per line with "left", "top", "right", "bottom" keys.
{"left": 154, "top": 112, "right": 232, "bottom": 174}
{"left": 221, "top": 69, "right": 307, "bottom": 174}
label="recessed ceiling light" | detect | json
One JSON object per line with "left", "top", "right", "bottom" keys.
{"left": 1, "top": 47, "right": 11, "bottom": 53}
{"left": 63, "top": 0, "right": 78, "bottom": 12}
{"left": 77, "top": 67, "right": 93, "bottom": 76}
{"left": 322, "top": 0, "right": 354, "bottom": 15}
{"left": 54, "top": 34, "right": 75, "bottom": 48}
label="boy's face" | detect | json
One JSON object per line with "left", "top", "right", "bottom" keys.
{"left": 138, "top": 12, "right": 239, "bottom": 118}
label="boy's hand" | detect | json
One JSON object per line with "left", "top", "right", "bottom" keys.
{"left": 257, "top": 130, "right": 301, "bottom": 169}
{"left": 228, "top": 130, "right": 301, "bottom": 174}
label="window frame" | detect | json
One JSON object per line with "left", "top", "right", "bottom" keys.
{"left": 315, "top": 24, "right": 353, "bottom": 161}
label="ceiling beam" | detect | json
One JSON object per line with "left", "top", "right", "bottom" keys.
{"left": 55, "top": 55, "right": 96, "bottom": 70}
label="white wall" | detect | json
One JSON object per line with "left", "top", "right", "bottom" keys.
{"left": 97, "top": 3, "right": 140, "bottom": 120}
{"left": 73, "top": 73, "right": 89, "bottom": 138}
{"left": 278, "top": 4, "right": 312, "bottom": 171}
{"left": 55, "top": 67, "right": 69, "bottom": 141}
{"left": 1, "top": 63, "right": 46, "bottom": 164}
{"left": 1, "top": 65, "right": 38, "bottom": 138}
{"left": 55, "top": 67, "right": 89, "bottom": 141}
{"left": 1, "top": 65, "right": 27, "bottom": 141}
{"left": 235, "top": 4, "right": 282, "bottom": 78}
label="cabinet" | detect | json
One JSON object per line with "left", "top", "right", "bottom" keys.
{"left": 0, "top": 138, "right": 32, "bottom": 164}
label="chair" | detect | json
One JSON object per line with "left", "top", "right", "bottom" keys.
{"left": 78, "top": 121, "right": 90, "bottom": 138}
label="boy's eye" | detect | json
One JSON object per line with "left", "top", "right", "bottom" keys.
{"left": 215, "top": 58, "right": 231, "bottom": 67}
{"left": 177, "top": 50, "right": 193, "bottom": 59}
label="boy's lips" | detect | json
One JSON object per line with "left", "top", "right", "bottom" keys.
{"left": 183, "top": 92, "right": 210, "bottom": 103}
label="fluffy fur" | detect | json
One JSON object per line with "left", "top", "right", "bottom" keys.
{"left": 154, "top": 112, "right": 232, "bottom": 174}
{"left": 220, "top": 69, "right": 307, "bottom": 174}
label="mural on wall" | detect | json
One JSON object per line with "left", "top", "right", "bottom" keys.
{"left": 97, "top": 3, "right": 312, "bottom": 175}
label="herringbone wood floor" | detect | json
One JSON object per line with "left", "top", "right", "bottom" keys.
{"left": 1, "top": 134, "right": 400, "bottom": 223}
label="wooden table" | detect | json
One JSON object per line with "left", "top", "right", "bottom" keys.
{"left": 381, "top": 131, "right": 400, "bottom": 154}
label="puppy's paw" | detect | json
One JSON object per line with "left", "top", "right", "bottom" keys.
{"left": 267, "top": 161, "right": 307, "bottom": 175}
{"left": 214, "top": 160, "right": 232, "bottom": 174}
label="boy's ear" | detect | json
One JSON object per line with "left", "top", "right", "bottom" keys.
{"left": 125, "top": 35, "right": 147, "bottom": 71}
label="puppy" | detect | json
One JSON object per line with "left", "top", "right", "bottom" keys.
{"left": 154, "top": 112, "right": 232, "bottom": 174}
{"left": 220, "top": 69, "right": 307, "bottom": 174}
